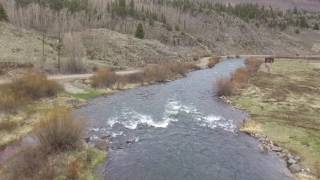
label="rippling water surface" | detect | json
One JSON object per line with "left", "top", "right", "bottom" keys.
{"left": 76, "top": 59, "right": 291, "bottom": 180}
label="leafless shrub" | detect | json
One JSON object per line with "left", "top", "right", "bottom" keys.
{"left": 143, "top": 62, "right": 197, "bottom": 82}
{"left": 5, "top": 146, "right": 55, "bottom": 180}
{"left": 90, "top": 68, "right": 117, "bottom": 88}
{"left": 245, "top": 58, "right": 263, "bottom": 74}
{"left": 0, "top": 71, "right": 62, "bottom": 112}
{"left": 215, "top": 78, "right": 234, "bottom": 97}
{"left": 67, "top": 160, "right": 81, "bottom": 180}
{"left": 231, "top": 68, "right": 250, "bottom": 88}
{"left": 35, "top": 107, "right": 84, "bottom": 153}
{"left": 62, "top": 33, "right": 86, "bottom": 74}
{"left": 0, "top": 118, "right": 18, "bottom": 131}
{"left": 143, "top": 65, "right": 170, "bottom": 83}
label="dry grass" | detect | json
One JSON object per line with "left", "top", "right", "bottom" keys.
{"left": 215, "top": 78, "right": 234, "bottom": 97}
{"left": 143, "top": 62, "right": 198, "bottom": 83}
{"left": 240, "top": 120, "right": 262, "bottom": 134}
{"left": 90, "top": 68, "right": 117, "bottom": 88}
{"left": 0, "top": 119, "right": 19, "bottom": 131}
{"left": 35, "top": 107, "right": 84, "bottom": 153}
{"left": 90, "top": 62, "right": 198, "bottom": 88}
{"left": 143, "top": 65, "right": 171, "bottom": 83}
{"left": 314, "top": 161, "right": 320, "bottom": 179}
{"left": 2, "top": 107, "right": 100, "bottom": 180}
{"left": 207, "top": 57, "right": 220, "bottom": 68}
{"left": 5, "top": 146, "right": 54, "bottom": 180}
{"left": 231, "top": 68, "right": 250, "bottom": 88}
{"left": 0, "top": 71, "right": 62, "bottom": 113}
{"left": 245, "top": 58, "right": 263, "bottom": 73}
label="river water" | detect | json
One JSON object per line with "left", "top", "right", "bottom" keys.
{"left": 76, "top": 59, "right": 291, "bottom": 180}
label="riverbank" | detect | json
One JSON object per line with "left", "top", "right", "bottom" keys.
{"left": 230, "top": 59, "right": 320, "bottom": 179}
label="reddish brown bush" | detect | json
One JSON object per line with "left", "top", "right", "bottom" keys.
{"left": 5, "top": 147, "right": 54, "bottom": 180}
{"left": 143, "top": 65, "right": 170, "bottom": 82}
{"left": 231, "top": 68, "right": 250, "bottom": 88}
{"left": 215, "top": 78, "right": 234, "bottom": 97}
{"left": 0, "top": 119, "right": 19, "bottom": 131}
{"left": 14, "top": 72, "right": 62, "bottom": 100}
{"left": 245, "top": 58, "right": 263, "bottom": 73}
{"left": 67, "top": 160, "right": 81, "bottom": 180}
{"left": 207, "top": 57, "right": 220, "bottom": 68}
{"left": 90, "top": 68, "right": 117, "bottom": 88}
{"left": 0, "top": 72, "right": 62, "bottom": 113}
{"left": 36, "top": 107, "right": 84, "bottom": 153}
{"left": 143, "top": 62, "right": 198, "bottom": 83}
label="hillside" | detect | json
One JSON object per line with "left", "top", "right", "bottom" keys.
{"left": 0, "top": 0, "right": 320, "bottom": 73}
{"left": 209, "top": 0, "right": 320, "bottom": 11}
{"left": 0, "top": 22, "right": 206, "bottom": 72}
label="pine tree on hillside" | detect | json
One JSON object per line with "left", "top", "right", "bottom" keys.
{"left": 135, "top": 23, "right": 144, "bottom": 39}
{"left": 313, "top": 23, "right": 319, "bottom": 30}
{"left": 0, "top": 3, "right": 8, "bottom": 22}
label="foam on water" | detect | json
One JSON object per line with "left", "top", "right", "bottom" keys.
{"left": 106, "top": 99, "right": 236, "bottom": 132}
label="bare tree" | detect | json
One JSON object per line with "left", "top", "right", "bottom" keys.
{"left": 62, "top": 32, "right": 86, "bottom": 74}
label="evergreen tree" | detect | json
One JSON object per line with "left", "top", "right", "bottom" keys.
{"left": 313, "top": 23, "right": 319, "bottom": 30}
{"left": 0, "top": 3, "right": 8, "bottom": 22}
{"left": 135, "top": 23, "right": 144, "bottom": 39}
{"left": 299, "top": 16, "right": 309, "bottom": 28}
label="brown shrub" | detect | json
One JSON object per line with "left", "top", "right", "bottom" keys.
{"left": 207, "top": 57, "right": 220, "bottom": 68}
{"left": 67, "top": 160, "right": 81, "bottom": 180}
{"left": 124, "top": 72, "right": 145, "bottom": 84}
{"left": 36, "top": 107, "right": 84, "bottom": 153}
{"left": 14, "top": 72, "right": 62, "bottom": 100}
{"left": 245, "top": 58, "right": 263, "bottom": 73}
{"left": 0, "top": 119, "right": 19, "bottom": 131}
{"left": 165, "top": 62, "right": 197, "bottom": 76}
{"left": 62, "top": 33, "right": 87, "bottom": 74}
{"left": 5, "top": 147, "right": 54, "bottom": 180}
{"left": 0, "top": 89, "right": 28, "bottom": 112}
{"left": 143, "top": 62, "right": 197, "bottom": 83}
{"left": 143, "top": 65, "right": 171, "bottom": 83}
{"left": 231, "top": 68, "right": 250, "bottom": 88}
{"left": 215, "top": 78, "right": 234, "bottom": 97}
{"left": 0, "top": 72, "right": 62, "bottom": 113}
{"left": 91, "top": 68, "right": 117, "bottom": 88}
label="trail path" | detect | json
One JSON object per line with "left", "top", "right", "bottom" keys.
{"left": 1, "top": 55, "right": 319, "bottom": 85}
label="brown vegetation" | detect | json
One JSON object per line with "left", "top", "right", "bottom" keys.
{"left": 215, "top": 78, "right": 234, "bottom": 97}
{"left": 143, "top": 62, "right": 198, "bottom": 83}
{"left": 215, "top": 58, "right": 263, "bottom": 97}
{"left": 90, "top": 68, "right": 117, "bottom": 88}
{"left": 91, "top": 62, "right": 198, "bottom": 88}
{"left": 231, "top": 68, "right": 250, "bottom": 88}
{"left": 36, "top": 107, "right": 84, "bottom": 153}
{"left": 0, "top": 71, "right": 62, "bottom": 113}
{"left": 4, "top": 108, "right": 85, "bottom": 180}
{"left": 5, "top": 146, "right": 54, "bottom": 180}
{"left": 207, "top": 57, "right": 220, "bottom": 68}
{"left": 62, "top": 33, "right": 86, "bottom": 74}
{"left": 245, "top": 58, "right": 263, "bottom": 74}
{"left": 0, "top": 119, "right": 18, "bottom": 131}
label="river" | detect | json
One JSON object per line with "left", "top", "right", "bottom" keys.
{"left": 76, "top": 59, "right": 291, "bottom": 180}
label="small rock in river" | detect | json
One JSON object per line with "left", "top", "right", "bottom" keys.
{"left": 287, "top": 158, "right": 297, "bottom": 165}
{"left": 289, "top": 164, "right": 302, "bottom": 173}
{"left": 94, "top": 139, "right": 109, "bottom": 150}
{"left": 271, "top": 146, "right": 282, "bottom": 152}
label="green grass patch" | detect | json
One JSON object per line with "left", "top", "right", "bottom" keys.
{"left": 231, "top": 59, "right": 320, "bottom": 176}
{"left": 70, "top": 90, "right": 103, "bottom": 101}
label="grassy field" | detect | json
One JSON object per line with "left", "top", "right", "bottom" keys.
{"left": 231, "top": 59, "right": 320, "bottom": 178}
